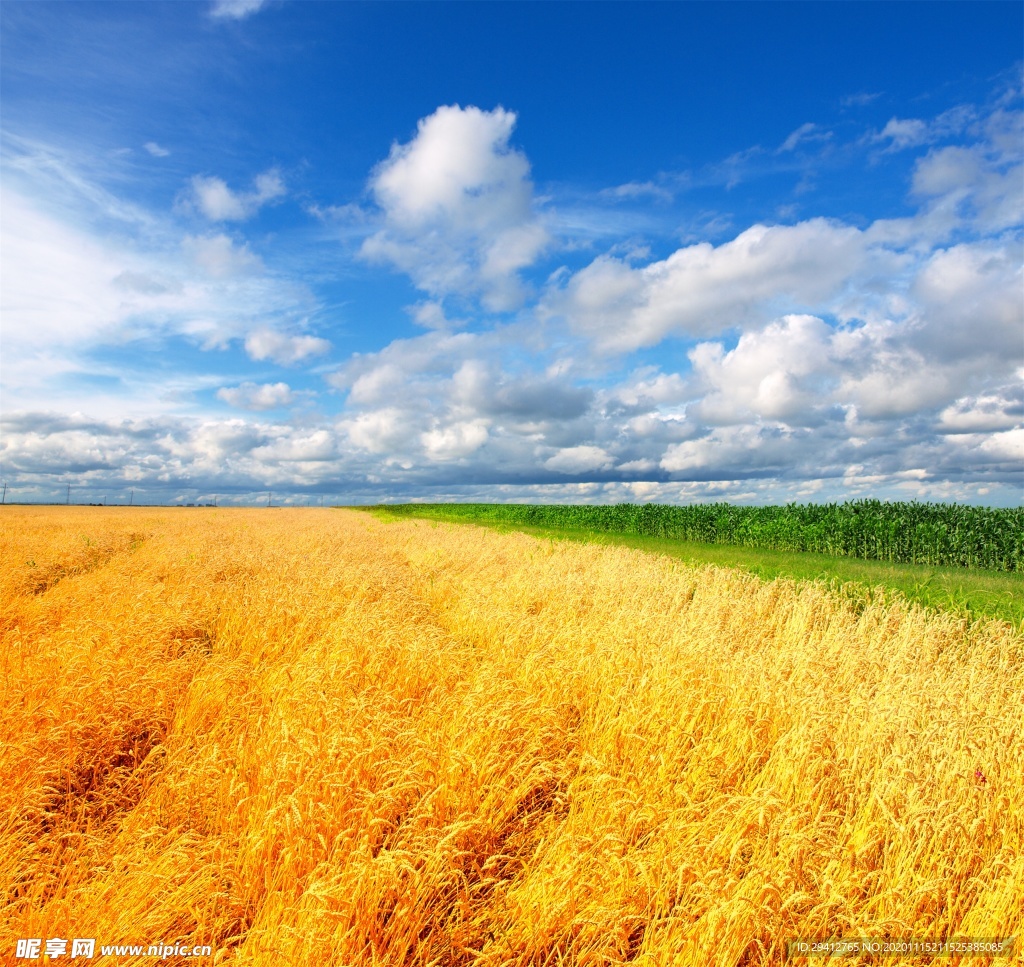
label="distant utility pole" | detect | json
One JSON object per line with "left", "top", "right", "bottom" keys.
{"left": 1, "top": 482, "right": 6, "bottom": 505}
{"left": 319, "top": 495, "right": 323, "bottom": 508}
{"left": 214, "top": 495, "right": 218, "bottom": 507}
{"left": 66, "top": 483, "right": 71, "bottom": 505}
{"left": 267, "top": 491, "right": 272, "bottom": 507}
{"left": 129, "top": 489, "right": 134, "bottom": 506}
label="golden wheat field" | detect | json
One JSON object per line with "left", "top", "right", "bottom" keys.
{"left": 1, "top": 507, "right": 1021, "bottom": 966}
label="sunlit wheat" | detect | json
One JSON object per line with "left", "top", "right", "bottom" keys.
{"left": 1, "top": 507, "right": 1020, "bottom": 965}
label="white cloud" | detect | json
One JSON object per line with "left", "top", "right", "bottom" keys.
{"left": 841, "top": 92, "right": 881, "bottom": 108}
{"left": 976, "top": 426, "right": 1024, "bottom": 464}
{"left": 910, "top": 241, "right": 1023, "bottom": 363}
{"left": 549, "top": 219, "right": 869, "bottom": 352}
{"left": 600, "top": 180, "right": 675, "bottom": 203}
{"left": 244, "top": 328, "right": 330, "bottom": 365}
{"left": 421, "top": 420, "right": 489, "bottom": 461}
{"left": 874, "top": 117, "right": 931, "bottom": 152}
{"left": 779, "top": 123, "right": 831, "bottom": 153}
{"left": 544, "top": 445, "right": 613, "bottom": 474}
{"left": 347, "top": 363, "right": 406, "bottom": 405}
{"left": 912, "top": 145, "right": 984, "bottom": 197}
{"left": 608, "top": 370, "right": 688, "bottom": 409}
{"left": 144, "top": 141, "right": 170, "bottom": 157}
{"left": 661, "top": 424, "right": 801, "bottom": 475}
{"left": 1, "top": 185, "right": 137, "bottom": 349}
{"left": 182, "top": 233, "right": 262, "bottom": 278}
{"left": 939, "top": 395, "right": 1022, "bottom": 434}
{"left": 344, "top": 408, "right": 417, "bottom": 455}
{"left": 210, "top": 0, "right": 269, "bottom": 20}
{"left": 186, "top": 169, "right": 285, "bottom": 221}
{"left": 834, "top": 335, "right": 952, "bottom": 420}
{"left": 189, "top": 177, "right": 247, "bottom": 221}
{"left": 217, "top": 381, "right": 296, "bottom": 411}
{"left": 451, "top": 359, "right": 594, "bottom": 422}
{"left": 912, "top": 143, "right": 1023, "bottom": 234}
{"left": 408, "top": 300, "right": 460, "bottom": 330}
{"left": 873, "top": 106, "right": 976, "bottom": 154}
{"left": 361, "top": 104, "right": 549, "bottom": 311}
{"left": 0, "top": 173, "right": 318, "bottom": 400}
{"left": 254, "top": 429, "right": 336, "bottom": 463}
{"left": 3, "top": 95, "right": 1021, "bottom": 503}
{"left": 688, "top": 315, "right": 834, "bottom": 425}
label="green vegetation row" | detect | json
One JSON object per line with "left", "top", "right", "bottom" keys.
{"left": 372, "top": 500, "right": 1024, "bottom": 572}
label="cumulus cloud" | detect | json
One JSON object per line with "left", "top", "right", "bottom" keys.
{"left": 361, "top": 104, "right": 549, "bottom": 311}
{"left": 938, "top": 394, "right": 1023, "bottom": 434}
{"left": 909, "top": 241, "right": 1023, "bottom": 362}
{"left": 451, "top": 360, "right": 593, "bottom": 422}
{"left": 408, "top": 300, "right": 461, "bottom": 330}
{"left": 344, "top": 408, "right": 418, "bottom": 456}
{"left": 660, "top": 423, "right": 806, "bottom": 477}
{"left": 217, "top": 381, "right": 296, "bottom": 411}
{"left": 421, "top": 420, "right": 489, "bottom": 461}
{"left": 186, "top": 169, "right": 285, "bottom": 221}
{"left": 676, "top": 237, "right": 1021, "bottom": 431}
{"left": 4, "top": 92, "right": 1021, "bottom": 504}
{"left": 544, "top": 445, "right": 613, "bottom": 474}
{"left": 318, "top": 93, "right": 1022, "bottom": 493}
{"left": 548, "top": 218, "right": 870, "bottom": 353}
{"left": 244, "top": 328, "right": 330, "bottom": 365}
{"left": 688, "top": 315, "right": 835, "bottom": 426}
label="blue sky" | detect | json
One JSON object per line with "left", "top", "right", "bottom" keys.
{"left": 1, "top": 1, "right": 1021, "bottom": 506}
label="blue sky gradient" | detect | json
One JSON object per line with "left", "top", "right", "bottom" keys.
{"left": 1, "top": 1, "right": 1021, "bottom": 505}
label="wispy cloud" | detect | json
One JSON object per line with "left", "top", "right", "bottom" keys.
{"left": 841, "top": 92, "right": 882, "bottom": 108}
{"left": 778, "top": 122, "right": 833, "bottom": 153}
{"left": 209, "top": 0, "right": 270, "bottom": 21}
{"left": 600, "top": 180, "right": 676, "bottom": 203}
{"left": 0, "top": 146, "right": 322, "bottom": 417}
{"left": 181, "top": 232, "right": 263, "bottom": 278}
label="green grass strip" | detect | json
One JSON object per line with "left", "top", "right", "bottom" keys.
{"left": 362, "top": 500, "right": 1023, "bottom": 571}
{"left": 362, "top": 505, "right": 1024, "bottom": 629}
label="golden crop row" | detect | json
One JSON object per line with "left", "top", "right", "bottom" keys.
{"left": 1, "top": 507, "right": 1021, "bottom": 965}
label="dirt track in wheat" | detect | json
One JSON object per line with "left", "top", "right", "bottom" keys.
{"left": 1, "top": 507, "right": 1021, "bottom": 966}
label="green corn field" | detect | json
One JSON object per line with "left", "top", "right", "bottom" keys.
{"left": 373, "top": 501, "right": 1024, "bottom": 572}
